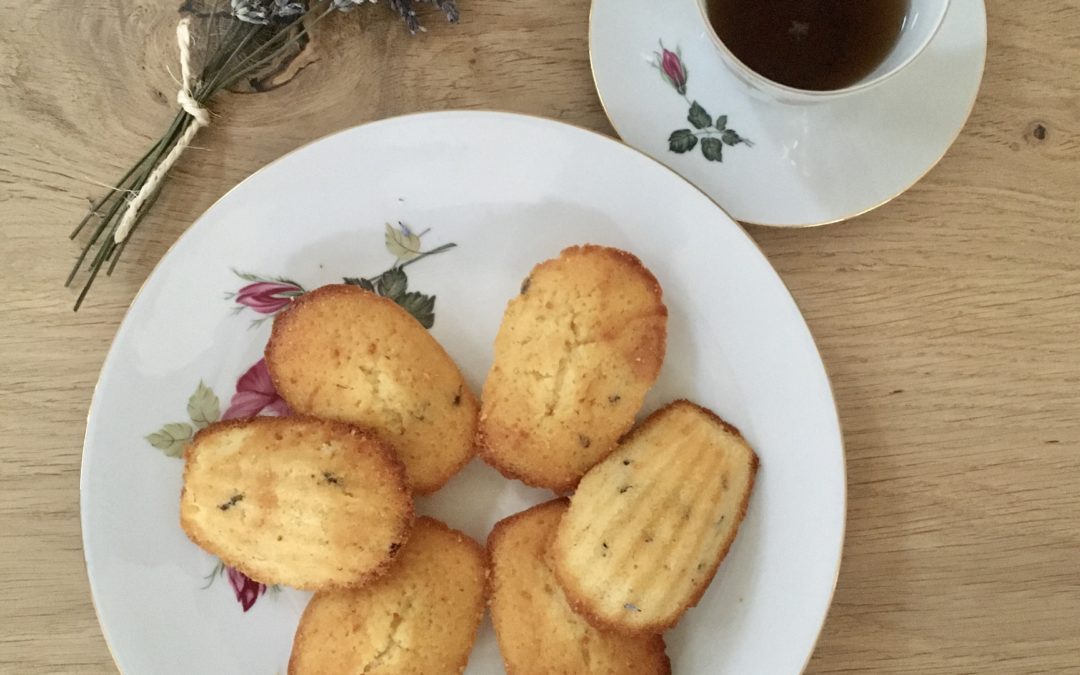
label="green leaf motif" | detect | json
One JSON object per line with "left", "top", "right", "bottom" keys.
{"left": 146, "top": 422, "right": 195, "bottom": 458}
{"left": 343, "top": 277, "right": 376, "bottom": 292}
{"left": 187, "top": 381, "right": 220, "bottom": 429}
{"left": 668, "top": 129, "right": 698, "bottom": 154}
{"left": 377, "top": 267, "right": 409, "bottom": 300}
{"left": 395, "top": 291, "right": 436, "bottom": 329}
{"left": 687, "top": 101, "right": 712, "bottom": 130}
{"left": 231, "top": 269, "right": 302, "bottom": 288}
{"left": 384, "top": 223, "right": 423, "bottom": 262}
{"left": 715, "top": 115, "right": 728, "bottom": 131}
{"left": 701, "top": 137, "right": 724, "bottom": 162}
{"left": 721, "top": 129, "right": 743, "bottom": 146}
{"left": 201, "top": 559, "right": 226, "bottom": 589}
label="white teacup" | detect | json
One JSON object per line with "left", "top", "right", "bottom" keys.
{"left": 696, "top": 0, "right": 951, "bottom": 103}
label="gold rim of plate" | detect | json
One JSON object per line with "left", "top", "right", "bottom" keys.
{"left": 79, "top": 109, "right": 849, "bottom": 675}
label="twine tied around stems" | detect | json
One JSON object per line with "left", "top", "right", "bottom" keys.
{"left": 69, "top": 0, "right": 460, "bottom": 310}
{"left": 112, "top": 16, "right": 209, "bottom": 245}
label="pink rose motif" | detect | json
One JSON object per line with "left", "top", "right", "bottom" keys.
{"left": 226, "top": 566, "right": 266, "bottom": 612}
{"left": 234, "top": 281, "right": 303, "bottom": 314}
{"left": 655, "top": 42, "right": 688, "bottom": 95}
{"left": 223, "top": 359, "right": 290, "bottom": 419}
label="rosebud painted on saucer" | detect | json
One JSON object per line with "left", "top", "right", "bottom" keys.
{"left": 656, "top": 43, "right": 688, "bottom": 95}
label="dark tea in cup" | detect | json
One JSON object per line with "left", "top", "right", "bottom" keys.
{"left": 705, "top": 0, "right": 909, "bottom": 91}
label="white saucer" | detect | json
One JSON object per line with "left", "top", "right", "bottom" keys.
{"left": 590, "top": 0, "right": 987, "bottom": 227}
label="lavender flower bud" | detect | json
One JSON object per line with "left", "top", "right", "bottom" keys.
{"left": 332, "top": 0, "right": 375, "bottom": 11}
{"left": 424, "top": 0, "right": 459, "bottom": 23}
{"left": 388, "top": 0, "right": 422, "bottom": 34}
{"left": 232, "top": 0, "right": 307, "bottom": 24}
{"left": 273, "top": 0, "right": 306, "bottom": 18}
{"left": 231, "top": 0, "right": 272, "bottom": 24}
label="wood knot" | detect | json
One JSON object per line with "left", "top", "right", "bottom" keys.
{"left": 1027, "top": 121, "right": 1048, "bottom": 144}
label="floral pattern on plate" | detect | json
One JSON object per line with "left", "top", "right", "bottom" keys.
{"left": 144, "top": 222, "right": 455, "bottom": 612}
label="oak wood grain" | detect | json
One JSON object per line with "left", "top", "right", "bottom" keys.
{"left": 1, "top": 0, "right": 1078, "bottom": 672}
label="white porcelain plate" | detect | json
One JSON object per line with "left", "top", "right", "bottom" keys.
{"left": 81, "top": 111, "right": 845, "bottom": 674}
{"left": 590, "top": 0, "right": 987, "bottom": 227}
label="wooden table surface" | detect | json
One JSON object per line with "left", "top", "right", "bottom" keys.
{"left": 2, "top": 0, "right": 1078, "bottom": 672}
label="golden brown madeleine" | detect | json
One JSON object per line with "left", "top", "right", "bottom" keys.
{"left": 265, "top": 284, "right": 479, "bottom": 494}
{"left": 488, "top": 499, "right": 671, "bottom": 675}
{"left": 478, "top": 245, "right": 667, "bottom": 492}
{"left": 179, "top": 416, "right": 413, "bottom": 590}
{"left": 552, "top": 400, "right": 758, "bottom": 634}
{"left": 288, "top": 517, "right": 488, "bottom": 675}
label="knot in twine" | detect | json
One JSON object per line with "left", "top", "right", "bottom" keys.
{"left": 114, "top": 16, "right": 209, "bottom": 244}
{"left": 177, "top": 90, "right": 210, "bottom": 128}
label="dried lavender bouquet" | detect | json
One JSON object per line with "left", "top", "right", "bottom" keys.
{"left": 66, "top": 0, "right": 458, "bottom": 310}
